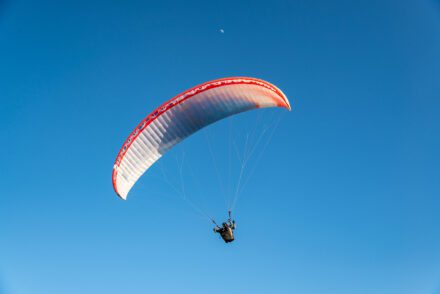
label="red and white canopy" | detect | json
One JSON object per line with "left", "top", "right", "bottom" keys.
{"left": 112, "top": 77, "right": 291, "bottom": 199}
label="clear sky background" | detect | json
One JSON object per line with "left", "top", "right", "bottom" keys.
{"left": 1, "top": 0, "right": 440, "bottom": 293}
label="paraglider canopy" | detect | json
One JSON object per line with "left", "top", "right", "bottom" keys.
{"left": 112, "top": 77, "right": 291, "bottom": 200}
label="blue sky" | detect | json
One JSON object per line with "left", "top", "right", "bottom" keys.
{"left": 1, "top": 0, "right": 440, "bottom": 293}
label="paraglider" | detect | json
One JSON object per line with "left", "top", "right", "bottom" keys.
{"left": 213, "top": 211, "right": 236, "bottom": 243}
{"left": 112, "top": 77, "right": 290, "bottom": 242}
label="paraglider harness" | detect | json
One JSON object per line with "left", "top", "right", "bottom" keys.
{"left": 213, "top": 211, "right": 236, "bottom": 243}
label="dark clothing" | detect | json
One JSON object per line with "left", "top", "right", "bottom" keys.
{"left": 214, "top": 220, "right": 236, "bottom": 243}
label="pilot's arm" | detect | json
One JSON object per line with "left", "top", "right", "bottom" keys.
{"left": 231, "top": 220, "right": 236, "bottom": 230}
